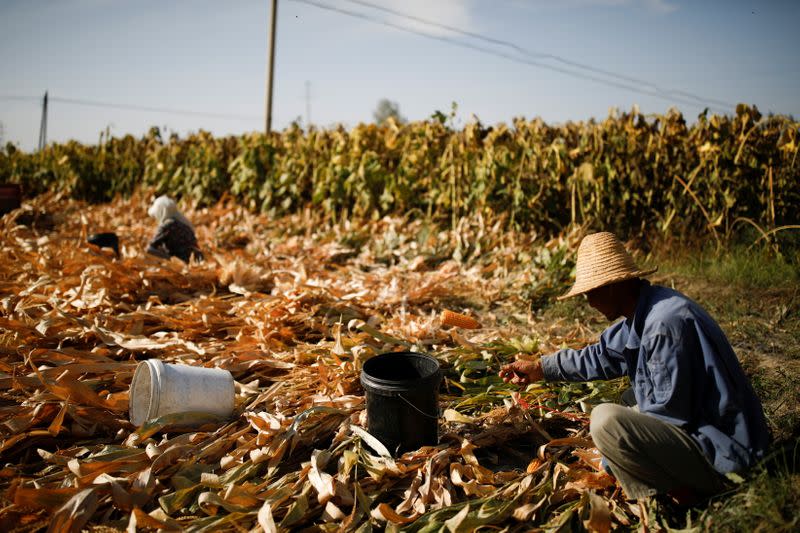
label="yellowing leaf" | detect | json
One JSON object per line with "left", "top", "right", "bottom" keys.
{"left": 443, "top": 409, "right": 474, "bottom": 424}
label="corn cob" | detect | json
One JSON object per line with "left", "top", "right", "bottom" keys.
{"left": 441, "top": 309, "right": 481, "bottom": 329}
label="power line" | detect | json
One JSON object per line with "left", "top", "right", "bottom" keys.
{"left": 0, "top": 95, "right": 40, "bottom": 102}
{"left": 0, "top": 3, "right": 735, "bottom": 129}
{"left": 1, "top": 94, "right": 260, "bottom": 122}
{"left": 51, "top": 96, "right": 260, "bottom": 122}
{"left": 290, "top": 0, "right": 732, "bottom": 113}
{"left": 341, "top": 0, "right": 736, "bottom": 110}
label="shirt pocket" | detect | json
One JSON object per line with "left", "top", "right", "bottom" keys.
{"left": 647, "top": 358, "right": 672, "bottom": 403}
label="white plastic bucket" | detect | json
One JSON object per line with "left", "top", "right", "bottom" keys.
{"left": 129, "top": 359, "right": 235, "bottom": 426}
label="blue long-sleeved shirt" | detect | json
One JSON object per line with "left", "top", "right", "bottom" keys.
{"left": 540, "top": 281, "right": 771, "bottom": 474}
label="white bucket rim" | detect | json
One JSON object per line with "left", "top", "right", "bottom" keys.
{"left": 129, "top": 359, "right": 165, "bottom": 426}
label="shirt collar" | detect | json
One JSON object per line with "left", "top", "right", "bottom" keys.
{"left": 624, "top": 279, "right": 651, "bottom": 351}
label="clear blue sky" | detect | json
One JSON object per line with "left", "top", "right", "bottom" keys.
{"left": 1, "top": 0, "right": 798, "bottom": 151}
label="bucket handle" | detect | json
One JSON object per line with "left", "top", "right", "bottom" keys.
{"left": 397, "top": 393, "right": 439, "bottom": 420}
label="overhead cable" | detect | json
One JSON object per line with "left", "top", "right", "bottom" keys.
{"left": 341, "top": 0, "right": 735, "bottom": 109}
{"left": 291, "top": 0, "right": 731, "bottom": 113}
{"left": 1, "top": 94, "right": 259, "bottom": 122}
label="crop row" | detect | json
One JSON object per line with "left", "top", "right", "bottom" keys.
{"left": 1, "top": 104, "right": 797, "bottom": 240}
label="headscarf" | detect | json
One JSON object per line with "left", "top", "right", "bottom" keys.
{"left": 147, "top": 195, "right": 194, "bottom": 230}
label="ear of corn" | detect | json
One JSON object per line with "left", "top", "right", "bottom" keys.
{"left": 441, "top": 309, "right": 482, "bottom": 329}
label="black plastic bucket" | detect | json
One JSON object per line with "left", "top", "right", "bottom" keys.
{"left": 88, "top": 232, "right": 120, "bottom": 257}
{"left": 0, "top": 183, "right": 22, "bottom": 216}
{"left": 360, "top": 351, "right": 441, "bottom": 455}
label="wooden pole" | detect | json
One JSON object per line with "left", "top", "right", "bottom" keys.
{"left": 38, "top": 91, "right": 48, "bottom": 151}
{"left": 265, "top": 0, "right": 278, "bottom": 134}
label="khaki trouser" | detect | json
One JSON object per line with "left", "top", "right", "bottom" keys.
{"left": 590, "top": 403, "right": 729, "bottom": 500}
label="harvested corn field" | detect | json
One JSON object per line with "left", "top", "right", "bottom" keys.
{"left": 1, "top": 192, "right": 798, "bottom": 532}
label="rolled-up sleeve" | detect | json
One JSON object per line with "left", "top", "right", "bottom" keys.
{"left": 541, "top": 320, "right": 629, "bottom": 381}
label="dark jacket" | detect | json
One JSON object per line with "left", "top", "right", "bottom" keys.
{"left": 146, "top": 218, "right": 203, "bottom": 263}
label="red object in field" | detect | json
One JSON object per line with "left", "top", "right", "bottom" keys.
{"left": 0, "top": 183, "right": 22, "bottom": 216}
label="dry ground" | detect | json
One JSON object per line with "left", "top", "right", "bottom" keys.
{"left": 1, "top": 193, "right": 797, "bottom": 532}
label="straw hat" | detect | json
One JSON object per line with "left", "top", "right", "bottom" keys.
{"left": 558, "top": 232, "right": 657, "bottom": 300}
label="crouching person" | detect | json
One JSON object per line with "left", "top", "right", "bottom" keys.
{"left": 500, "top": 232, "right": 770, "bottom": 504}
{"left": 146, "top": 195, "right": 204, "bottom": 263}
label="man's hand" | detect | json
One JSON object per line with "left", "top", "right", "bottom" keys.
{"left": 499, "top": 357, "right": 544, "bottom": 385}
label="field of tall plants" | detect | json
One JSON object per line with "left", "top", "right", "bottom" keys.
{"left": 2, "top": 105, "right": 798, "bottom": 247}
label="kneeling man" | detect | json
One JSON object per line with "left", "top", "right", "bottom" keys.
{"left": 500, "top": 232, "right": 770, "bottom": 502}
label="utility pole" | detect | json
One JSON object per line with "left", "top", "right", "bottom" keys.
{"left": 265, "top": 0, "right": 278, "bottom": 134}
{"left": 38, "top": 91, "right": 48, "bottom": 151}
{"left": 305, "top": 81, "right": 311, "bottom": 128}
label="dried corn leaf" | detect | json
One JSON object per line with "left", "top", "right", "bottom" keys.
{"left": 47, "top": 488, "right": 98, "bottom": 533}
{"left": 583, "top": 490, "right": 612, "bottom": 533}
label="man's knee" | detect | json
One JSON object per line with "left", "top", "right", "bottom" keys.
{"left": 590, "top": 403, "right": 629, "bottom": 450}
